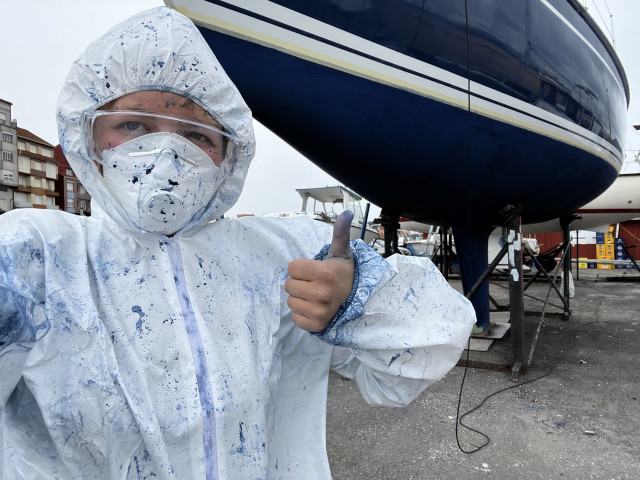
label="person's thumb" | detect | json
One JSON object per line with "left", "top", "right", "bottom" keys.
{"left": 327, "top": 210, "right": 354, "bottom": 260}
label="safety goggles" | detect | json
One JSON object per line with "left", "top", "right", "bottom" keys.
{"left": 83, "top": 110, "right": 238, "bottom": 167}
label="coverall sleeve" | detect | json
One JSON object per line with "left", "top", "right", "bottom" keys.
{"left": 314, "top": 240, "right": 476, "bottom": 407}
{"left": 0, "top": 218, "right": 47, "bottom": 407}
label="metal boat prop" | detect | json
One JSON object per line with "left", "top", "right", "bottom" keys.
{"left": 167, "top": 0, "right": 629, "bottom": 326}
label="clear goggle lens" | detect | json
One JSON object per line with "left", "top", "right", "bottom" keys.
{"left": 83, "top": 110, "right": 238, "bottom": 169}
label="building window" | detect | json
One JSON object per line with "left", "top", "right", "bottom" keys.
{"left": 45, "top": 162, "right": 57, "bottom": 179}
{"left": 29, "top": 144, "right": 38, "bottom": 154}
{"left": 2, "top": 151, "right": 13, "bottom": 161}
{"left": 31, "top": 159, "right": 43, "bottom": 171}
{"left": 79, "top": 200, "right": 87, "bottom": 210}
{"left": 78, "top": 184, "right": 87, "bottom": 195}
{"left": 67, "top": 180, "right": 75, "bottom": 193}
{"left": 2, "top": 132, "right": 13, "bottom": 143}
{"left": 18, "top": 156, "right": 30, "bottom": 173}
{"left": 66, "top": 168, "right": 73, "bottom": 176}
{"left": 67, "top": 198, "right": 74, "bottom": 209}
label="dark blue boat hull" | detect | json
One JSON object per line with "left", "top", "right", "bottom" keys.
{"left": 185, "top": 0, "right": 628, "bottom": 327}
{"left": 200, "top": 27, "right": 620, "bottom": 225}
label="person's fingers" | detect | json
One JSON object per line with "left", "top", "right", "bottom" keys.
{"left": 289, "top": 311, "right": 324, "bottom": 333}
{"left": 285, "top": 274, "right": 334, "bottom": 306}
{"left": 287, "top": 258, "right": 321, "bottom": 281}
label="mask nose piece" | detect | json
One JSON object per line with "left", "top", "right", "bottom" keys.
{"left": 129, "top": 147, "right": 198, "bottom": 167}
{"left": 144, "top": 190, "right": 183, "bottom": 221}
{"left": 160, "top": 147, "right": 198, "bottom": 167}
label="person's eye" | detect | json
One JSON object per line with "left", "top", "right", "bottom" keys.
{"left": 186, "top": 131, "right": 208, "bottom": 142}
{"left": 185, "top": 131, "right": 221, "bottom": 148}
{"left": 121, "top": 121, "right": 146, "bottom": 132}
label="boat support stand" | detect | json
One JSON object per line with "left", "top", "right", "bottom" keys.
{"left": 460, "top": 206, "right": 527, "bottom": 379}
{"left": 464, "top": 210, "right": 574, "bottom": 380}
{"left": 378, "top": 211, "right": 402, "bottom": 257}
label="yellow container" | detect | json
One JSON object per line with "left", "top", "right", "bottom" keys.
{"left": 578, "top": 257, "right": 587, "bottom": 269}
{"left": 604, "top": 233, "right": 614, "bottom": 244}
{"left": 597, "top": 264, "right": 614, "bottom": 269}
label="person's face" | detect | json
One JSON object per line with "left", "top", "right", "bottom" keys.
{"left": 93, "top": 91, "right": 227, "bottom": 166}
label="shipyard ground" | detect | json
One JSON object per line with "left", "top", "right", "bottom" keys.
{"left": 326, "top": 267, "right": 640, "bottom": 479}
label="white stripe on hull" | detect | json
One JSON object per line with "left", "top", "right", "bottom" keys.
{"left": 167, "top": 0, "right": 624, "bottom": 170}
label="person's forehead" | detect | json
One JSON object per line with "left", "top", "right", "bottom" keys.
{"left": 106, "top": 91, "right": 218, "bottom": 126}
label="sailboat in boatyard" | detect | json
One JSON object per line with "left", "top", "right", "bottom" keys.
{"left": 166, "top": 0, "right": 629, "bottom": 329}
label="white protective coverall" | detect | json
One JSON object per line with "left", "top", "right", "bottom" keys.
{"left": 0, "top": 7, "right": 475, "bottom": 480}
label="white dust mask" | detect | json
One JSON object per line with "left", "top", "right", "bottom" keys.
{"left": 100, "top": 132, "right": 219, "bottom": 235}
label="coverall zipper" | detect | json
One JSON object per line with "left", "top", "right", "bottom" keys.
{"left": 167, "top": 238, "right": 218, "bottom": 480}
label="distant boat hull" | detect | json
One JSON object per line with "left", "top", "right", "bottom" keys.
{"left": 522, "top": 173, "right": 640, "bottom": 233}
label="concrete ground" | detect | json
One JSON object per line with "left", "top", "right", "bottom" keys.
{"left": 326, "top": 267, "right": 640, "bottom": 479}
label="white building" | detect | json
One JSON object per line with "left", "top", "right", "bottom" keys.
{"left": 0, "top": 98, "right": 18, "bottom": 213}
{"left": 15, "top": 127, "right": 58, "bottom": 210}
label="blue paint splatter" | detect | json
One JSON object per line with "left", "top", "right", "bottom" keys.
{"left": 132, "top": 305, "right": 146, "bottom": 333}
{"left": 388, "top": 352, "right": 401, "bottom": 367}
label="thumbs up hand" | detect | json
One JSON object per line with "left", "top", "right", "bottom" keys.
{"left": 285, "top": 211, "right": 356, "bottom": 333}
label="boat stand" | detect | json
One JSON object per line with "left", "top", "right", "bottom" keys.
{"left": 428, "top": 227, "right": 452, "bottom": 280}
{"left": 457, "top": 206, "right": 526, "bottom": 379}
{"left": 462, "top": 212, "right": 575, "bottom": 380}
{"left": 378, "top": 211, "right": 402, "bottom": 257}
{"left": 380, "top": 208, "right": 574, "bottom": 380}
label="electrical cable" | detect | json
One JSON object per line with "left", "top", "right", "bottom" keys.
{"left": 455, "top": 343, "right": 554, "bottom": 454}
{"left": 454, "top": 0, "right": 558, "bottom": 454}
{"left": 453, "top": 0, "right": 623, "bottom": 456}
{"left": 454, "top": 258, "right": 604, "bottom": 454}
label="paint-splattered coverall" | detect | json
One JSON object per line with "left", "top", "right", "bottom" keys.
{"left": 0, "top": 7, "right": 475, "bottom": 479}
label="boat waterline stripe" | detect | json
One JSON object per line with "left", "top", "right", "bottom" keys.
{"left": 178, "top": 4, "right": 469, "bottom": 108}
{"left": 469, "top": 81, "right": 617, "bottom": 160}
{"left": 208, "top": 0, "right": 620, "bottom": 164}
{"left": 190, "top": 1, "right": 470, "bottom": 96}
{"left": 191, "top": 0, "right": 624, "bottom": 97}
{"left": 470, "top": 93, "right": 621, "bottom": 169}
{"left": 189, "top": 0, "right": 469, "bottom": 91}
{"left": 172, "top": 1, "right": 622, "bottom": 168}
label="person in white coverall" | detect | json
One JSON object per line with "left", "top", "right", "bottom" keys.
{"left": 0, "top": 6, "right": 475, "bottom": 480}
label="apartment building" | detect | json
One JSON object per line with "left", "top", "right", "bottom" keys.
{"left": 54, "top": 145, "right": 91, "bottom": 215}
{"left": 0, "top": 98, "right": 18, "bottom": 213}
{"left": 15, "top": 127, "right": 59, "bottom": 210}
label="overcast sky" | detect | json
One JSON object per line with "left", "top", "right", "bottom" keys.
{"left": 1, "top": 0, "right": 638, "bottom": 218}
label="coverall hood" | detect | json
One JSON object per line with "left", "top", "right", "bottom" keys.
{"left": 56, "top": 6, "right": 256, "bottom": 233}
